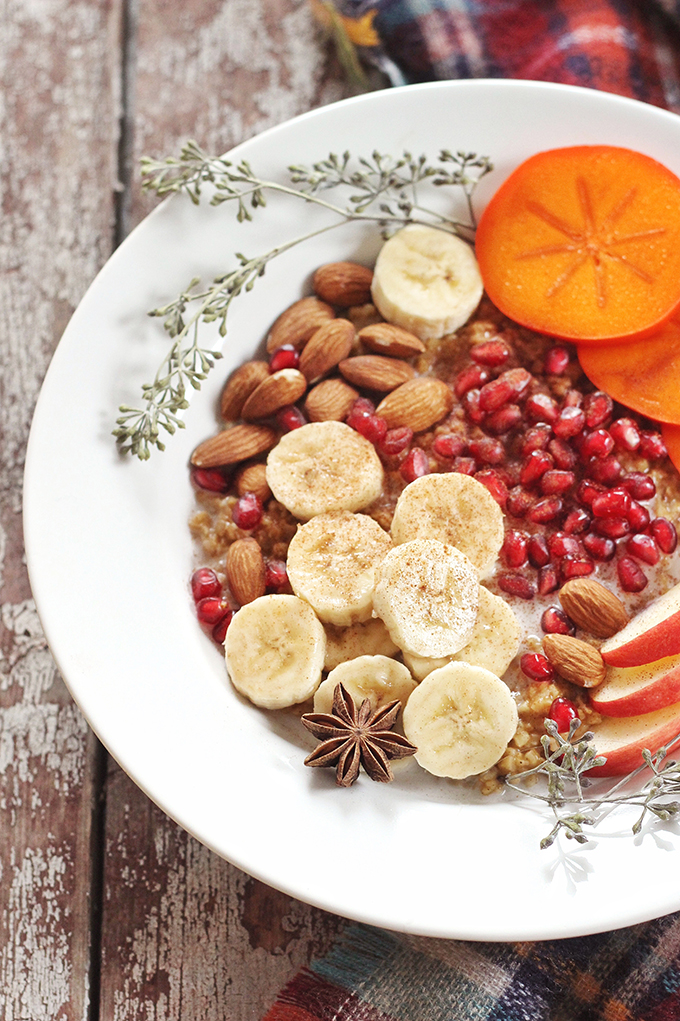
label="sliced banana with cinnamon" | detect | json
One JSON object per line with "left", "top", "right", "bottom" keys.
{"left": 402, "top": 662, "right": 518, "bottom": 779}
{"left": 313, "top": 655, "right": 417, "bottom": 715}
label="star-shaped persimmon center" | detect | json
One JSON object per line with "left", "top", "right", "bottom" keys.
{"left": 516, "top": 177, "right": 666, "bottom": 307}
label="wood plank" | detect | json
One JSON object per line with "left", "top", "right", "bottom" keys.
{"left": 0, "top": 0, "right": 123, "bottom": 1015}
{"left": 99, "top": 2, "right": 350, "bottom": 1017}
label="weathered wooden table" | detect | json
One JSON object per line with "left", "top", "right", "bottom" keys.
{"left": 1, "top": 3, "right": 358, "bottom": 1014}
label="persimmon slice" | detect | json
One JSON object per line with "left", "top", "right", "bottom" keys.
{"left": 476, "top": 146, "right": 680, "bottom": 343}
{"left": 577, "top": 318, "right": 680, "bottom": 424}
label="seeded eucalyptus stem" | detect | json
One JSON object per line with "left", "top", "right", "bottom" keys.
{"left": 506, "top": 719, "right": 680, "bottom": 849}
{"left": 114, "top": 141, "right": 492, "bottom": 459}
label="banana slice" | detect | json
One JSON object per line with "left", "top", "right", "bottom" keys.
{"left": 390, "top": 473, "right": 504, "bottom": 578}
{"left": 286, "top": 511, "right": 392, "bottom": 626}
{"left": 324, "top": 619, "right": 399, "bottom": 671}
{"left": 224, "top": 594, "right": 325, "bottom": 709}
{"left": 402, "top": 662, "right": 519, "bottom": 779}
{"left": 371, "top": 224, "right": 483, "bottom": 341}
{"left": 314, "top": 655, "right": 417, "bottom": 715}
{"left": 404, "top": 586, "right": 521, "bottom": 680}
{"left": 372, "top": 538, "right": 479, "bottom": 658}
{"left": 265, "top": 421, "right": 383, "bottom": 521}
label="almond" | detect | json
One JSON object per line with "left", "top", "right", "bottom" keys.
{"left": 559, "top": 579, "right": 630, "bottom": 638}
{"left": 542, "top": 634, "right": 607, "bottom": 688}
{"left": 266, "top": 296, "right": 335, "bottom": 353}
{"left": 358, "top": 322, "right": 426, "bottom": 359}
{"left": 220, "top": 360, "right": 269, "bottom": 421}
{"left": 299, "top": 319, "right": 355, "bottom": 382}
{"left": 191, "top": 424, "right": 278, "bottom": 467}
{"left": 241, "top": 368, "right": 307, "bottom": 421}
{"left": 236, "top": 462, "right": 271, "bottom": 503}
{"left": 376, "top": 378, "right": 453, "bottom": 431}
{"left": 339, "top": 355, "right": 416, "bottom": 392}
{"left": 313, "top": 261, "right": 373, "bottom": 307}
{"left": 226, "top": 538, "right": 266, "bottom": 606}
{"left": 304, "top": 379, "right": 359, "bottom": 422}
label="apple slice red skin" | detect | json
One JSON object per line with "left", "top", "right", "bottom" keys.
{"left": 600, "top": 588, "right": 680, "bottom": 668}
{"left": 590, "top": 655, "right": 680, "bottom": 717}
{"left": 586, "top": 702, "right": 680, "bottom": 776}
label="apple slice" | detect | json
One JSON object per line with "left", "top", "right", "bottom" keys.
{"left": 600, "top": 582, "right": 680, "bottom": 667}
{"left": 586, "top": 702, "right": 680, "bottom": 776}
{"left": 590, "top": 653, "right": 680, "bottom": 716}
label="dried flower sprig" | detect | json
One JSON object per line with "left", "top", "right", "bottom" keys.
{"left": 114, "top": 142, "right": 492, "bottom": 459}
{"left": 506, "top": 718, "right": 680, "bottom": 850}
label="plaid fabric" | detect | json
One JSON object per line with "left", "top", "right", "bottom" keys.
{"left": 261, "top": 3, "right": 680, "bottom": 1018}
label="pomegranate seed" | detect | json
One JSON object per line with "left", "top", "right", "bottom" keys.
{"left": 277, "top": 405, "right": 307, "bottom": 431}
{"left": 521, "top": 653, "right": 554, "bottom": 681}
{"left": 232, "top": 492, "right": 263, "bottom": 530}
{"left": 197, "top": 596, "right": 231, "bottom": 626}
{"left": 594, "top": 516, "right": 630, "bottom": 539}
{"left": 354, "top": 413, "right": 387, "bottom": 445}
{"left": 626, "top": 533, "right": 660, "bottom": 566}
{"left": 563, "top": 508, "right": 591, "bottom": 534}
{"left": 485, "top": 404, "right": 523, "bottom": 434}
{"left": 527, "top": 534, "right": 550, "bottom": 568}
{"left": 583, "top": 391, "right": 613, "bottom": 428}
{"left": 212, "top": 610, "right": 234, "bottom": 644}
{"left": 525, "top": 392, "right": 559, "bottom": 423}
{"left": 269, "top": 345, "right": 300, "bottom": 372}
{"left": 650, "top": 517, "right": 678, "bottom": 554}
{"left": 265, "top": 559, "right": 288, "bottom": 590}
{"left": 621, "top": 472, "right": 656, "bottom": 501}
{"left": 400, "top": 447, "right": 429, "bottom": 483}
{"left": 502, "top": 530, "right": 528, "bottom": 568}
{"left": 638, "top": 430, "right": 668, "bottom": 460}
{"left": 609, "top": 417, "right": 641, "bottom": 451}
{"left": 479, "top": 368, "right": 532, "bottom": 412}
{"left": 563, "top": 389, "right": 584, "bottom": 408}
{"left": 553, "top": 406, "right": 586, "bottom": 439}
{"left": 345, "top": 397, "right": 375, "bottom": 430}
{"left": 470, "top": 339, "right": 510, "bottom": 366}
{"left": 474, "top": 469, "right": 508, "bottom": 508}
{"left": 540, "top": 469, "right": 576, "bottom": 495}
{"left": 591, "top": 488, "right": 631, "bottom": 518}
{"left": 627, "top": 500, "right": 650, "bottom": 533}
{"left": 191, "top": 568, "right": 222, "bottom": 602}
{"left": 191, "top": 467, "right": 231, "bottom": 493}
{"left": 583, "top": 532, "right": 616, "bottom": 561}
{"left": 587, "top": 455, "right": 622, "bottom": 486}
{"left": 547, "top": 532, "right": 583, "bottom": 558}
{"left": 527, "top": 496, "right": 563, "bottom": 523}
{"left": 549, "top": 697, "right": 578, "bottom": 732}
{"left": 618, "top": 556, "right": 648, "bottom": 593}
{"left": 380, "top": 426, "right": 413, "bottom": 456}
{"left": 498, "top": 573, "right": 536, "bottom": 599}
{"left": 548, "top": 438, "right": 577, "bottom": 470}
{"left": 520, "top": 450, "right": 553, "bottom": 485}
{"left": 581, "top": 428, "right": 614, "bottom": 459}
{"left": 544, "top": 345, "right": 571, "bottom": 375}
{"left": 521, "top": 424, "right": 553, "bottom": 456}
{"left": 463, "top": 388, "right": 485, "bottom": 424}
{"left": 506, "top": 486, "right": 534, "bottom": 518}
{"left": 537, "top": 564, "right": 560, "bottom": 595}
{"left": 469, "top": 436, "right": 505, "bottom": 465}
{"left": 432, "top": 433, "right": 464, "bottom": 459}
{"left": 560, "top": 555, "right": 594, "bottom": 580}
{"left": 570, "top": 428, "right": 588, "bottom": 453}
{"left": 541, "top": 607, "right": 576, "bottom": 636}
{"left": 576, "top": 479, "right": 605, "bottom": 507}
{"left": 453, "top": 456, "right": 477, "bottom": 475}
{"left": 454, "top": 364, "right": 490, "bottom": 398}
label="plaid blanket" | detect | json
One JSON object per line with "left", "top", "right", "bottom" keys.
{"left": 261, "top": 3, "right": 680, "bottom": 1018}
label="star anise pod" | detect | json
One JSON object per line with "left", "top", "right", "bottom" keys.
{"left": 301, "top": 683, "right": 417, "bottom": 787}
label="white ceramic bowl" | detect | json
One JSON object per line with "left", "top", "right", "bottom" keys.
{"left": 24, "top": 80, "right": 680, "bottom": 940}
